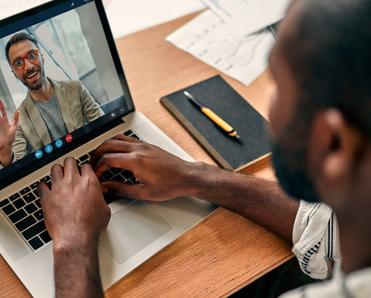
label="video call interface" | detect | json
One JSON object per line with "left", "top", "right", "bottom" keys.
{"left": 0, "top": 0, "right": 130, "bottom": 180}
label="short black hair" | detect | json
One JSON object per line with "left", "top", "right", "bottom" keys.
{"left": 5, "top": 32, "right": 40, "bottom": 63}
{"left": 281, "top": 0, "right": 371, "bottom": 140}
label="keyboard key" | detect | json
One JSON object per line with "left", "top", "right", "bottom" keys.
{"left": 130, "top": 133, "right": 140, "bottom": 140}
{"left": 40, "top": 231, "right": 52, "bottom": 244}
{"left": 40, "top": 176, "right": 50, "bottom": 183}
{"left": 34, "top": 210, "right": 44, "bottom": 221}
{"left": 102, "top": 171, "right": 114, "bottom": 181}
{"left": 9, "top": 209, "right": 27, "bottom": 223}
{"left": 23, "top": 193, "right": 36, "bottom": 203}
{"left": 35, "top": 200, "right": 41, "bottom": 208}
{"left": 20, "top": 187, "right": 31, "bottom": 195}
{"left": 15, "top": 215, "right": 37, "bottom": 232}
{"left": 79, "top": 154, "right": 90, "bottom": 162}
{"left": 124, "top": 130, "right": 133, "bottom": 136}
{"left": 113, "top": 174, "right": 127, "bottom": 182}
{"left": 30, "top": 182, "right": 39, "bottom": 190}
{"left": 13, "top": 198, "right": 26, "bottom": 209}
{"left": 9, "top": 193, "right": 20, "bottom": 201}
{"left": 122, "top": 170, "right": 134, "bottom": 179}
{"left": 22, "top": 221, "right": 46, "bottom": 240}
{"left": 28, "top": 236, "right": 43, "bottom": 250}
{"left": 25, "top": 203, "right": 38, "bottom": 214}
{"left": 111, "top": 168, "right": 122, "bottom": 175}
{"left": 128, "top": 177, "right": 137, "bottom": 185}
{"left": 79, "top": 160, "right": 90, "bottom": 166}
{"left": 0, "top": 199, "right": 9, "bottom": 208}
{"left": 2, "top": 204, "right": 15, "bottom": 215}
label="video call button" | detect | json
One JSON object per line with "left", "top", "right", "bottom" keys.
{"left": 34, "top": 150, "right": 43, "bottom": 159}
{"left": 65, "top": 134, "right": 73, "bottom": 143}
{"left": 45, "top": 145, "right": 53, "bottom": 154}
{"left": 55, "top": 139, "right": 63, "bottom": 148}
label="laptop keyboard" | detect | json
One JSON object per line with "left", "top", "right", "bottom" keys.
{"left": 0, "top": 130, "right": 140, "bottom": 251}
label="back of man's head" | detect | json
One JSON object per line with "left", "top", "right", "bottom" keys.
{"left": 269, "top": 0, "right": 371, "bottom": 207}
{"left": 282, "top": 0, "right": 371, "bottom": 140}
{"left": 5, "top": 32, "right": 39, "bottom": 63}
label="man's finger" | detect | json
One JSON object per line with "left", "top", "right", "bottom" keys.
{"left": 102, "top": 181, "right": 147, "bottom": 200}
{"left": 64, "top": 157, "right": 79, "bottom": 178}
{"left": 113, "top": 134, "right": 142, "bottom": 143}
{"left": 51, "top": 164, "right": 64, "bottom": 184}
{"left": 95, "top": 152, "right": 135, "bottom": 179}
{"left": 0, "top": 100, "right": 8, "bottom": 120}
{"left": 90, "top": 139, "right": 139, "bottom": 166}
{"left": 80, "top": 163, "right": 95, "bottom": 177}
{"left": 12, "top": 110, "right": 20, "bottom": 127}
{"left": 38, "top": 182, "right": 51, "bottom": 201}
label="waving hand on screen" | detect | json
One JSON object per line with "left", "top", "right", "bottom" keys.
{"left": 0, "top": 99, "right": 19, "bottom": 166}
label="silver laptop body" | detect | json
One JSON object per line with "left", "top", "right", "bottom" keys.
{"left": 0, "top": 1, "right": 216, "bottom": 296}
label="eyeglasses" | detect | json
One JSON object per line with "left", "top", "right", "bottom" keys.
{"left": 11, "top": 49, "right": 40, "bottom": 70}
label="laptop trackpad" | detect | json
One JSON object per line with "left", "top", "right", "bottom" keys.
{"left": 102, "top": 201, "right": 171, "bottom": 264}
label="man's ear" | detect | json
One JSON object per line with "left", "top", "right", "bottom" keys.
{"left": 307, "top": 109, "right": 363, "bottom": 207}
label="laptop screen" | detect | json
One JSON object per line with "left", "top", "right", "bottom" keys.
{"left": 0, "top": 0, "right": 134, "bottom": 188}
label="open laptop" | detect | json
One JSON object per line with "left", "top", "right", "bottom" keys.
{"left": 0, "top": 0, "right": 216, "bottom": 296}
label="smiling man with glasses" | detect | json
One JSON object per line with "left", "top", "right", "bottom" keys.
{"left": 0, "top": 32, "right": 104, "bottom": 167}
{"left": 11, "top": 48, "right": 40, "bottom": 73}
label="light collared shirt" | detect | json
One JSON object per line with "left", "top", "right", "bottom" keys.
{"left": 280, "top": 201, "right": 371, "bottom": 298}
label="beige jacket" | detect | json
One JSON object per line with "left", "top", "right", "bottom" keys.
{"left": 11, "top": 78, "right": 104, "bottom": 162}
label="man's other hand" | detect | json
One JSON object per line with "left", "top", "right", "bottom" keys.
{"left": 91, "top": 135, "right": 207, "bottom": 201}
{"left": 40, "top": 157, "right": 110, "bottom": 249}
{"left": 0, "top": 99, "right": 19, "bottom": 166}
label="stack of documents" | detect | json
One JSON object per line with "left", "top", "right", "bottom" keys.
{"left": 167, "top": 0, "right": 291, "bottom": 86}
{"left": 200, "top": 0, "right": 289, "bottom": 36}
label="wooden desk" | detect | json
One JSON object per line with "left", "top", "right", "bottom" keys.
{"left": 0, "top": 13, "right": 292, "bottom": 298}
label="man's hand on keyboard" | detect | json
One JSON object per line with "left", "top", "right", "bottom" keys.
{"left": 39, "top": 157, "right": 110, "bottom": 249}
{"left": 92, "top": 134, "right": 208, "bottom": 201}
{"left": 39, "top": 157, "right": 108, "bottom": 297}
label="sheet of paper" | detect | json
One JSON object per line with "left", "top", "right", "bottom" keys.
{"left": 105, "top": 0, "right": 206, "bottom": 38}
{"left": 0, "top": 0, "right": 50, "bottom": 20}
{"left": 166, "top": 10, "right": 275, "bottom": 86}
{"left": 201, "top": 0, "right": 290, "bottom": 36}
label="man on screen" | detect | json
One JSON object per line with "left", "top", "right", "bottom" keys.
{"left": 0, "top": 32, "right": 104, "bottom": 167}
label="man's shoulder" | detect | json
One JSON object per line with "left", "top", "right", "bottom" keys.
{"left": 49, "top": 78, "right": 82, "bottom": 87}
{"left": 51, "top": 78, "right": 83, "bottom": 91}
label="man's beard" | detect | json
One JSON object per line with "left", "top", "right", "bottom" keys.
{"left": 21, "top": 65, "right": 46, "bottom": 91}
{"left": 271, "top": 128, "right": 322, "bottom": 203}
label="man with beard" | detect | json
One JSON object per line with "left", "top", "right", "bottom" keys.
{"left": 0, "top": 32, "right": 104, "bottom": 167}
{"left": 39, "top": 0, "right": 371, "bottom": 296}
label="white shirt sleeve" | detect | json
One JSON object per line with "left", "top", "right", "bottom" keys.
{"left": 292, "top": 201, "right": 339, "bottom": 280}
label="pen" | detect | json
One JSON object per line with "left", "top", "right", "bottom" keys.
{"left": 184, "top": 91, "right": 240, "bottom": 139}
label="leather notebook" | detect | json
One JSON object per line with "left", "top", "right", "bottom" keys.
{"left": 160, "top": 76, "right": 271, "bottom": 171}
